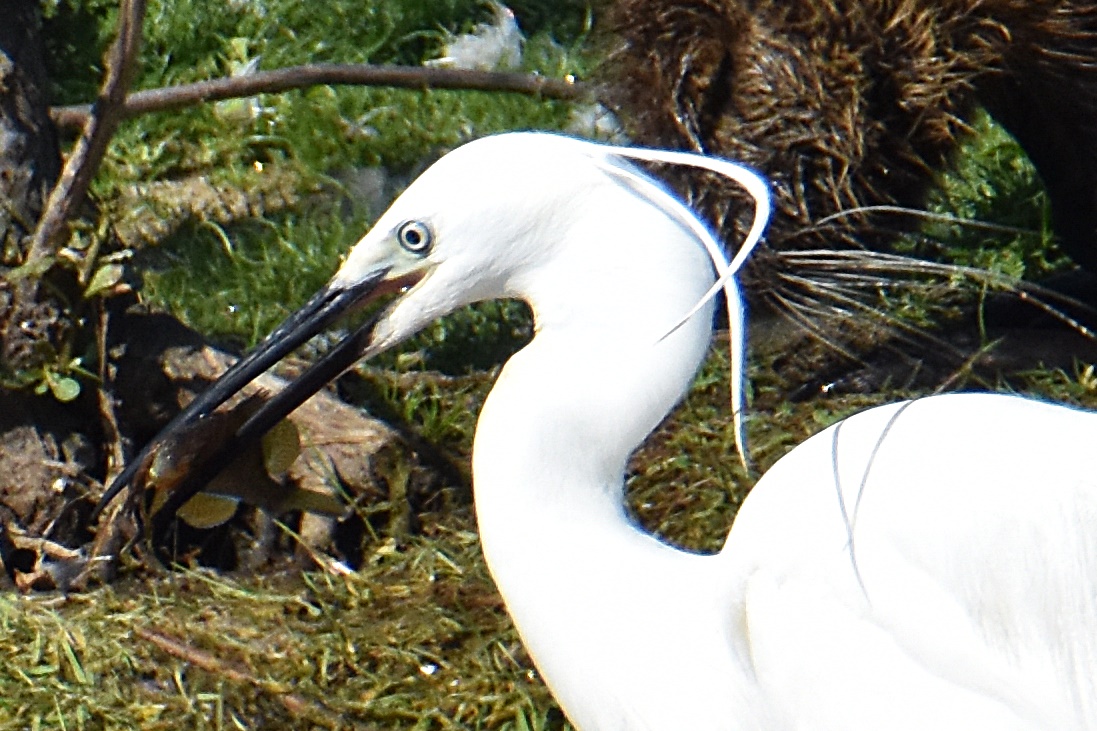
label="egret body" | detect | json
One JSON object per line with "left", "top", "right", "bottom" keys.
{"left": 120, "top": 133, "right": 1097, "bottom": 730}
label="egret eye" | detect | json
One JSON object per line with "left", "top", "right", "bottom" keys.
{"left": 397, "top": 220, "right": 432, "bottom": 254}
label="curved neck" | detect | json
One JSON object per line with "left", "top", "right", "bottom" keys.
{"left": 471, "top": 195, "right": 720, "bottom": 552}
{"left": 468, "top": 206, "right": 756, "bottom": 728}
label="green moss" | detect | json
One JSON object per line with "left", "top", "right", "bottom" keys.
{"left": 901, "top": 108, "right": 1070, "bottom": 280}
{"left": 139, "top": 209, "right": 363, "bottom": 351}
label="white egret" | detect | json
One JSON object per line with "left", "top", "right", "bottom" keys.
{"left": 107, "top": 132, "right": 1097, "bottom": 729}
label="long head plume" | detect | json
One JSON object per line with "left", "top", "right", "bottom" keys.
{"left": 592, "top": 144, "right": 770, "bottom": 467}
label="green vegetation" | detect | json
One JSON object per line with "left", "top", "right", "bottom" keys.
{"left": 0, "top": 532, "right": 560, "bottom": 730}
{"left": 68, "top": 0, "right": 595, "bottom": 365}
{"left": 905, "top": 108, "right": 1070, "bottom": 279}
{"left": 11, "top": 0, "right": 1096, "bottom": 728}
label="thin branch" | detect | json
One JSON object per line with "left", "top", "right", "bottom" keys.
{"left": 51, "top": 63, "right": 594, "bottom": 130}
{"left": 134, "top": 626, "right": 339, "bottom": 723}
{"left": 95, "top": 300, "right": 125, "bottom": 484}
{"left": 26, "top": 0, "right": 146, "bottom": 265}
{"left": 135, "top": 626, "right": 261, "bottom": 685}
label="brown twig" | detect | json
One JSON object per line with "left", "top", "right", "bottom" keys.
{"left": 51, "top": 63, "right": 595, "bottom": 130}
{"left": 134, "top": 626, "right": 338, "bottom": 723}
{"left": 26, "top": 0, "right": 146, "bottom": 266}
{"left": 136, "top": 626, "right": 259, "bottom": 685}
{"left": 84, "top": 298, "right": 136, "bottom": 578}
{"left": 95, "top": 300, "right": 126, "bottom": 484}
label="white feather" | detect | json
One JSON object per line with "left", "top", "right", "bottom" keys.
{"left": 426, "top": 2, "right": 523, "bottom": 71}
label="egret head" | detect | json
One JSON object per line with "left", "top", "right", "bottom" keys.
{"left": 330, "top": 133, "right": 581, "bottom": 354}
{"left": 95, "top": 132, "right": 769, "bottom": 525}
{"left": 331, "top": 131, "right": 770, "bottom": 354}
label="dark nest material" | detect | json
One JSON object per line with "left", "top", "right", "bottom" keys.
{"left": 603, "top": 0, "right": 1097, "bottom": 374}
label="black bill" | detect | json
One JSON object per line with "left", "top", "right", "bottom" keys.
{"left": 92, "top": 267, "right": 392, "bottom": 524}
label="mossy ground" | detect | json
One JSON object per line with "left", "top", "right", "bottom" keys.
{"left": 10, "top": 344, "right": 1097, "bottom": 729}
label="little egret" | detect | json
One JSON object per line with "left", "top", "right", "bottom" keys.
{"left": 107, "top": 133, "right": 1097, "bottom": 729}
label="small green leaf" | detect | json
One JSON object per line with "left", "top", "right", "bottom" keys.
{"left": 48, "top": 375, "right": 81, "bottom": 402}
{"left": 261, "top": 418, "right": 301, "bottom": 476}
{"left": 84, "top": 264, "right": 124, "bottom": 298}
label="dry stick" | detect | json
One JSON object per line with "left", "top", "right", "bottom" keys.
{"left": 134, "top": 626, "right": 338, "bottom": 723}
{"left": 95, "top": 301, "right": 125, "bottom": 483}
{"left": 26, "top": 0, "right": 146, "bottom": 265}
{"left": 51, "top": 63, "right": 594, "bottom": 130}
{"left": 26, "top": 0, "right": 145, "bottom": 542}
{"left": 136, "top": 627, "right": 258, "bottom": 684}
{"left": 84, "top": 301, "right": 138, "bottom": 573}
{"left": 18, "top": 1, "right": 144, "bottom": 545}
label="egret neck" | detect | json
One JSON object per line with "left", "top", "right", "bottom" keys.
{"left": 470, "top": 178, "right": 755, "bottom": 729}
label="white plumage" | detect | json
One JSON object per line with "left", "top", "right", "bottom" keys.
{"left": 169, "top": 131, "right": 1097, "bottom": 729}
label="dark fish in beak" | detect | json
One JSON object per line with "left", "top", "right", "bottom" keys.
{"left": 141, "top": 392, "right": 348, "bottom": 529}
{"left": 93, "top": 268, "right": 399, "bottom": 531}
